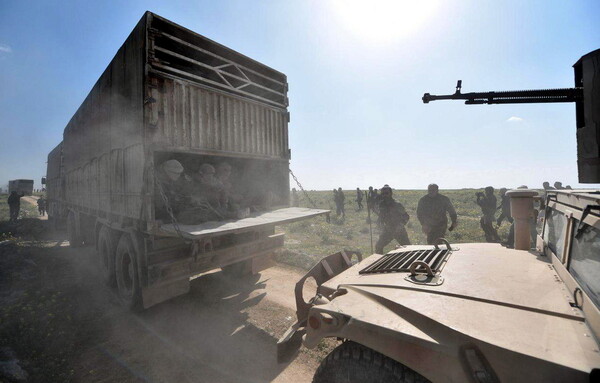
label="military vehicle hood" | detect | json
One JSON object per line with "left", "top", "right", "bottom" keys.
{"left": 312, "top": 243, "right": 600, "bottom": 378}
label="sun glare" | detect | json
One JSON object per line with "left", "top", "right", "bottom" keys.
{"left": 331, "top": 0, "right": 439, "bottom": 44}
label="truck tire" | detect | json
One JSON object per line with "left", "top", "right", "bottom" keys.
{"left": 312, "top": 341, "right": 429, "bottom": 383}
{"left": 97, "top": 226, "right": 117, "bottom": 287}
{"left": 221, "top": 259, "right": 253, "bottom": 278}
{"left": 67, "top": 211, "right": 83, "bottom": 247}
{"left": 115, "top": 234, "right": 142, "bottom": 310}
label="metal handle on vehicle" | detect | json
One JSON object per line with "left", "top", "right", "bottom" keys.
{"left": 409, "top": 261, "right": 434, "bottom": 277}
{"left": 434, "top": 238, "right": 453, "bottom": 251}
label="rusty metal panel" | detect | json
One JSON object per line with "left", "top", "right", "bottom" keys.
{"left": 148, "top": 76, "right": 289, "bottom": 158}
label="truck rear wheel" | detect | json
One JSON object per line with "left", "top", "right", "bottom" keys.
{"left": 313, "top": 341, "right": 429, "bottom": 383}
{"left": 115, "top": 234, "right": 141, "bottom": 310}
{"left": 67, "top": 211, "right": 83, "bottom": 247}
{"left": 97, "top": 226, "right": 117, "bottom": 287}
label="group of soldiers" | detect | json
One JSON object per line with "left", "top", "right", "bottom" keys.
{"left": 156, "top": 159, "right": 272, "bottom": 225}
{"left": 332, "top": 184, "right": 458, "bottom": 253}
{"left": 327, "top": 181, "right": 555, "bottom": 253}
{"left": 477, "top": 184, "right": 552, "bottom": 245}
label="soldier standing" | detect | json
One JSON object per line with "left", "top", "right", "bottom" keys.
{"left": 477, "top": 186, "right": 500, "bottom": 242}
{"left": 355, "top": 187, "right": 363, "bottom": 210}
{"left": 367, "top": 186, "right": 374, "bottom": 211}
{"left": 37, "top": 196, "right": 47, "bottom": 216}
{"left": 496, "top": 188, "right": 512, "bottom": 227}
{"left": 333, "top": 189, "right": 339, "bottom": 214}
{"left": 7, "top": 191, "right": 24, "bottom": 222}
{"left": 416, "top": 184, "right": 457, "bottom": 245}
{"left": 337, "top": 187, "right": 345, "bottom": 218}
{"left": 375, "top": 185, "right": 410, "bottom": 253}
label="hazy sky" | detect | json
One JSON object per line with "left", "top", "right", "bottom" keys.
{"left": 0, "top": 0, "right": 598, "bottom": 190}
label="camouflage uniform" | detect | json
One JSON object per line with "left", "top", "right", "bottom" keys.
{"left": 37, "top": 197, "right": 46, "bottom": 216}
{"left": 154, "top": 163, "right": 190, "bottom": 221}
{"left": 477, "top": 188, "right": 500, "bottom": 242}
{"left": 496, "top": 193, "right": 512, "bottom": 226}
{"left": 417, "top": 193, "right": 457, "bottom": 245}
{"left": 375, "top": 192, "right": 410, "bottom": 253}
{"left": 7, "top": 191, "right": 23, "bottom": 222}
{"left": 356, "top": 188, "right": 363, "bottom": 210}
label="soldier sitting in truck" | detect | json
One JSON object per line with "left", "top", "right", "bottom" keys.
{"left": 155, "top": 159, "right": 191, "bottom": 222}
{"left": 175, "top": 163, "right": 226, "bottom": 224}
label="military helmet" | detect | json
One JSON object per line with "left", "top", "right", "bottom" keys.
{"left": 162, "top": 159, "right": 184, "bottom": 174}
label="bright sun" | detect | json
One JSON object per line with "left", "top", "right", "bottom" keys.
{"left": 331, "top": 0, "right": 440, "bottom": 44}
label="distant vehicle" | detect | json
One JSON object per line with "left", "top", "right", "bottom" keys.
{"left": 8, "top": 179, "right": 34, "bottom": 196}
{"left": 279, "top": 49, "right": 600, "bottom": 382}
{"left": 46, "top": 12, "right": 327, "bottom": 310}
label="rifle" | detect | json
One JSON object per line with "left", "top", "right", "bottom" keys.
{"left": 422, "top": 80, "right": 582, "bottom": 105}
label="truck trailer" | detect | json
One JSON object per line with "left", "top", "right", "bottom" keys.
{"left": 46, "top": 12, "right": 326, "bottom": 309}
{"left": 8, "top": 179, "right": 34, "bottom": 196}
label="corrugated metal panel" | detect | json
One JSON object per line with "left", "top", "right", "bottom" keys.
{"left": 149, "top": 77, "right": 289, "bottom": 158}
{"left": 60, "top": 14, "right": 146, "bottom": 219}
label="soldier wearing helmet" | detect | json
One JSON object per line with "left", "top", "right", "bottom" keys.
{"left": 417, "top": 184, "right": 457, "bottom": 245}
{"left": 155, "top": 159, "right": 189, "bottom": 221}
{"left": 375, "top": 185, "right": 410, "bottom": 254}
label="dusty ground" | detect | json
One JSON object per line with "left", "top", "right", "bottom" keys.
{"left": 0, "top": 200, "right": 336, "bottom": 383}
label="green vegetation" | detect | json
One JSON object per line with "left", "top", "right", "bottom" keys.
{"left": 0, "top": 194, "right": 39, "bottom": 222}
{"left": 277, "top": 189, "right": 519, "bottom": 270}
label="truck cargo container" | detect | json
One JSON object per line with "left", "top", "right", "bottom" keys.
{"left": 46, "top": 11, "right": 326, "bottom": 309}
{"left": 8, "top": 179, "right": 34, "bottom": 196}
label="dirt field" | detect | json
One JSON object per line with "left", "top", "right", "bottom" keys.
{"left": 0, "top": 208, "right": 334, "bottom": 382}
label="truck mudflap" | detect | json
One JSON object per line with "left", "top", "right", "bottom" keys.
{"left": 277, "top": 249, "right": 362, "bottom": 363}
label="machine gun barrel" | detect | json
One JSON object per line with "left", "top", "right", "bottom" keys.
{"left": 422, "top": 80, "right": 583, "bottom": 105}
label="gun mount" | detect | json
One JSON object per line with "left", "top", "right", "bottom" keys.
{"left": 423, "top": 48, "right": 600, "bottom": 184}
{"left": 422, "top": 80, "right": 583, "bottom": 104}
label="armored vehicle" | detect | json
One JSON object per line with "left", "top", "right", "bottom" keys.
{"left": 278, "top": 49, "right": 600, "bottom": 382}
{"left": 46, "top": 12, "right": 327, "bottom": 310}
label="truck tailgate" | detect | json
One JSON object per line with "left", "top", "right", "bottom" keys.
{"left": 159, "top": 207, "right": 329, "bottom": 239}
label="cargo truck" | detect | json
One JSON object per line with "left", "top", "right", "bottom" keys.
{"left": 8, "top": 179, "right": 34, "bottom": 196}
{"left": 46, "top": 12, "right": 327, "bottom": 309}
